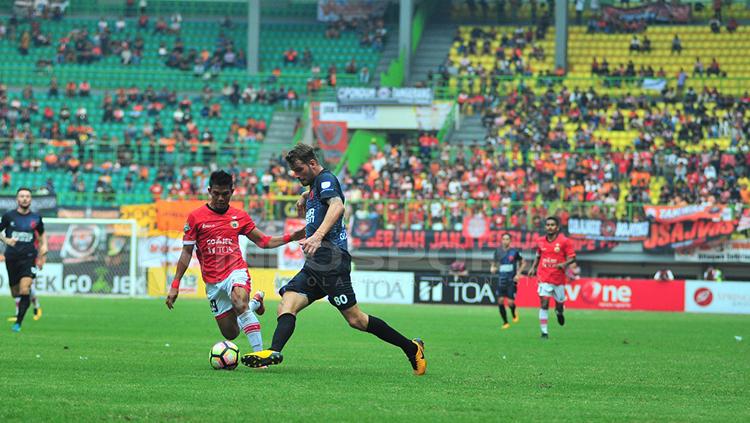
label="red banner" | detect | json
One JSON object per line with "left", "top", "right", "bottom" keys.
{"left": 601, "top": 2, "right": 691, "bottom": 24}
{"left": 515, "top": 277, "right": 685, "bottom": 312}
{"left": 643, "top": 204, "right": 729, "bottom": 223}
{"left": 642, "top": 220, "right": 737, "bottom": 252}
{"left": 351, "top": 229, "right": 617, "bottom": 253}
{"left": 314, "top": 121, "right": 348, "bottom": 165}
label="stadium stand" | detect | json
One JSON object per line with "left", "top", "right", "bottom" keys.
{"left": 0, "top": 16, "right": 378, "bottom": 91}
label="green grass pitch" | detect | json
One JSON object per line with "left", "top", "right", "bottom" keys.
{"left": 1, "top": 297, "right": 748, "bottom": 422}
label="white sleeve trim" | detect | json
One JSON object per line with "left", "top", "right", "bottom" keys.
{"left": 183, "top": 241, "right": 196, "bottom": 245}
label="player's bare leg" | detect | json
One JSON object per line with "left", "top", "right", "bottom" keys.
{"left": 497, "top": 296, "right": 510, "bottom": 329}
{"left": 340, "top": 304, "right": 426, "bottom": 376}
{"left": 215, "top": 310, "right": 240, "bottom": 340}
{"left": 241, "top": 291, "right": 309, "bottom": 368}
{"left": 555, "top": 302, "right": 565, "bottom": 326}
{"left": 539, "top": 296, "right": 550, "bottom": 339}
{"left": 509, "top": 298, "right": 518, "bottom": 323}
{"left": 12, "top": 277, "right": 33, "bottom": 332}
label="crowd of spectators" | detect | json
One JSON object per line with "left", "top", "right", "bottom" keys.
{"left": 0, "top": 79, "right": 270, "bottom": 178}
{"left": 431, "top": 25, "right": 548, "bottom": 87}
{"left": 325, "top": 17, "right": 387, "bottom": 51}
{"left": 342, "top": 83, "right": 750, "bottom": 231}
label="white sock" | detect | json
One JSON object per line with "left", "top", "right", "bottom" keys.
{"left": 30, "top": 286, "right": 39, "bottom": 309}
{"left": 539, "top": 309, "right": 549, "bottom": 334}
{"left": 249, "top": 298, "right": 260, "bottom": 313}
{"left": 237, "top": 310, "right": 263, "bottom": 352}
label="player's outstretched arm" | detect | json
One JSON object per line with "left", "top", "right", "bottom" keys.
{"left": 300, "top": 196, "right": 344, "bottom": 256}
{"left": 247, "top": 227, "right": 305, "bottom": 249}
{"left": 166, "top": 244, "right": 194, "bottom": 309}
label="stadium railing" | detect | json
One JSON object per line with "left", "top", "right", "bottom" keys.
{"left": 434, "top": 74, "right": 750, "bottom": 96}
{"left": 62, "top": 0, "right": 318, "bottom": 18}
{"left": 2, "top": 188, "right": 733, "bottom": 227}
{"left": 3, "top": 63, "right": 364, "bottom": 93}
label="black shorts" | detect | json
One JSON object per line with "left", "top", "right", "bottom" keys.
{"left": 5, "top": 257, "right": 36, "bottom": 287}
{"left": 495, "top": 281, "right": 516, "bottom": 300}
{"left": 279, "top": 245, "right": 356, "bottom": 310}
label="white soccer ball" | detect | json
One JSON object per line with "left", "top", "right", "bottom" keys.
{"left": 209, "top": 340, "right": 239, "bottom": 370}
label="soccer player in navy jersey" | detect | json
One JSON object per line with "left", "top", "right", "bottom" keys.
{"left": 491, "top": 233, "right": 525, "bottom": 329}
{"left": 0, "top": 188, "right": 47, "bottom": 332}
{"left": 242, "top": 144, "right": 426, "bottom": 375}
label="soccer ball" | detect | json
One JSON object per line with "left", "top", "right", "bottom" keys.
{"left": 209, "top": 341, "right": 239, "bottom": 370}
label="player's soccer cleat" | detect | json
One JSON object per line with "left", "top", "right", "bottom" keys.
{"left": 7, "top": 316, "right": 17, "bottom": 323}
{"left": 501, "top": 323, "right": 511, "bottom": 330}
{"left": 33, "top": 307, "right": 42, "bottom": 321}
{"left": 512, "top": 315, "right": 519, "bottom": 323}
{"left": 541, "top": 332, "right": 549, "bottom": 340}
{"left": 11, "top": 323, "right": 21, "bottom": 333}
{"left": 408, "top": 338, "right": 426, "bottom": 376}
{"left": 556, "top": 311, "right": 565, "bottom": 326}
{"left": 252, "top": 291, "right": 265, "bottom": 316}
{"left": 241, "top": 350, "right": 283, "bottom": 368}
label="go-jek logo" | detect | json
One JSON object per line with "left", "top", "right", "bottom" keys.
{"left": 693, "top": 287, "right": 713, "bottom": 307}
{"left": 566, "top": 280, "right": 632, "bottom": 304}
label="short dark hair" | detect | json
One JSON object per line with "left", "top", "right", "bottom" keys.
{"left": 209, "top": 170, "right": 233, "bottom": 188}
{"left": 546, "top": 216, "right": 560, "bottom": 226}
{"left": 16, "top": 187, "right": 32, "bottom": 195}
{"left": 285, "top": 143, "right": 318, "bottom": 165}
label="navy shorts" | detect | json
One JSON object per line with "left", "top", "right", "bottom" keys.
{"left": 5, "top": 256, "right": 36, "bottom": 287}
{"left": 495, "top": 280, "right": 516, "bottom": 300}
{"left": 279, "top": 245, "right": 357, "bottom": 310}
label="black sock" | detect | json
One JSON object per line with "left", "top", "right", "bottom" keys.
{"left": 270, "top": 313, "right": 296, "bottom": 352}
{"left": 510, "top": 304, "right": 517, "bottom": 318}
{"left": 366, "top": 315, "right": 417, "bottom": 357}
{"left": 17, "top": 295, "right": 31, "bottom": 325}
{"left": 498, "top": 305, "right": 508, "bottom": 324}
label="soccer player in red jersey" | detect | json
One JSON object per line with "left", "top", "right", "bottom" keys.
{"left": 165, "top": 170, "right": 305, "bottom": 353}
{"left": 528, "top": 216, "right": 576, "bottom": 339}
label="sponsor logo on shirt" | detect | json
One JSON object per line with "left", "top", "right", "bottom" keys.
{"left": 306, "top": 208, "right": 315, "bottom": 224}
{"left": 202, "top": 223, "right": 216, "bottom": 229}
{"left": 321, "top": 181, "right": 332, "bottom": 190}
{"left": 11, "top": 231, "right": 33, "bottom": 242}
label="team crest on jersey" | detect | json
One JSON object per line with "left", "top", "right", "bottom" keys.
{"left": 184, "top": 223, "right": 190, "bottom": 233}
{"left": 554, "top": 243, "right": 560, "bottom": 252}
{"left": 230, "top": 221, "right": 239, "bottom": 229}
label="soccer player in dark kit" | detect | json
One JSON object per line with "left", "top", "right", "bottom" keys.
{"left": 242, "top": 144, "right": 426, "bottom": 375}
{"left": 0, "top": 188, "right": 47, "bottom": 333}
{"left": 491, "top": 233, "right": 525, "bottom": 329}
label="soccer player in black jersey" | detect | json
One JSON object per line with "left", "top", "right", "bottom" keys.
{"left": 0, "top": 188, "right": 47, "bottom": 332}
{"left": 241, "top": 144, "right": 426, "bottom": 375}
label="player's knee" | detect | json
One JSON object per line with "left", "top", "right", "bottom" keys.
{"left": 221, "top": 326, "right": 240, "bottom": 340}
{"left": 233, "top": 302, "right": 248, "bottom": 315}
{"left": 346, "top": 313, "right": 368, "bottom": 331}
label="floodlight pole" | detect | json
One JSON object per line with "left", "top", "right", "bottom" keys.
{"left": 399, "top": 0, "right": 414, "bottom": 85}
{"left": 554, "top": 0, "right": 568, "bottom": 73}
{"left": 248, "top": 0, "right": 261, "bottom": 74}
